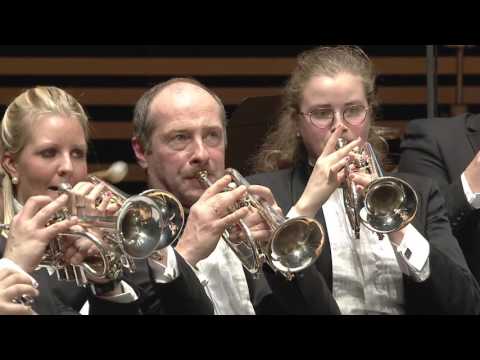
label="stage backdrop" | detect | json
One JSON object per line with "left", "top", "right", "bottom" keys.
{"left": 0, "top": 45, "right": 479, "bottom": 194}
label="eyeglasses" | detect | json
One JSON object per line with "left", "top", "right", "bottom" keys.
{"left": 300, "top": 104, "right": 369, "bottom": 129}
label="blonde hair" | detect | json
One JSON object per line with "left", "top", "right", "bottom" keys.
{"left": 0, "top": 86, "right": 90, "bottom": 227}
{"left": 252, "top": 45, "right": 385, "bottom": 172}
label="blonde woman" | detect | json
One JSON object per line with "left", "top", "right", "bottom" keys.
{"left": 0, "top": 86, "right": 139, "bottom": 315}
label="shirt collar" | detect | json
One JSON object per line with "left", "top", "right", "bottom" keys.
{"left": 13, "top": 197, "right": 22, "bottom": 213}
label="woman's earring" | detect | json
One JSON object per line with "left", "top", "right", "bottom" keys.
{"left": 11, "top": 176, "right": 18, "bottom": 185}
{"left": 296, "top": 132, "right": 301, "bottom": 138}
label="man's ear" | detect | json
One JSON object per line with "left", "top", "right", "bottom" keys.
{"left": 131, "top": 136, "right": 148, "bottom": 169}
{"left": 2, "top": 152, "right": 18, "bottom": 179}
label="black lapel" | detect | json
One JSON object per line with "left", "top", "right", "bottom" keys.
{"left": 0, "top": 236, "right": 5, "bottom": 257}
{"left": 466, "top": 113, "right": 480, "bottom": 154}
{"left": 31, "top": 268, "right": 57, "bottom": 315}
{"left": 290, "top": 163, "right": 333, "bottom": 291}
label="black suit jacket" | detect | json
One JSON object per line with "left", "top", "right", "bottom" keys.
{"left": 249, "top": 163, "right": 480, "bottom": 314}
{"left": 245, "top": 264, "right": 340, "bottom": 315}
{"left": 399, "top": 114, "right": 480, "bottom": 283}
{"left": 127, "top": 249, "right": 214, "bottom": 315}
{"left": 131, "top": 246, "right": 340, "bottom": 315}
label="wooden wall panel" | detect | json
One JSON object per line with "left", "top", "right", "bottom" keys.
{"left": 1, "top": 45, "right": 478, "bottom": 193}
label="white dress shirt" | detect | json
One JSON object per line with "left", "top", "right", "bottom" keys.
{"left": 149, "top": 242, "right": 255, "bottom": 315}
{"left": 461, "top": 172, "right": 480, "bottom": 209}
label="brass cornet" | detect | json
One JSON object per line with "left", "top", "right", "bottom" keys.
{"left": 1, "top": 166, "right": 185, "bottom": 286}
{"left": 197, "top": 168, "right": 325, "bottom": 280}
{"left": 41, "top": 162, "right": 130, "bottom": 285}
{"left": 48, "top": 176, "right": 185, "bottom": 285}
{"left": 336, "top": 138, "right": 418, "bottom": 240}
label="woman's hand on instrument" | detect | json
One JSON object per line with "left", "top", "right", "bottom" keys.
{"left": 348, "top": 169, "right": 374, "bottom": 193}
{"left": 60, "top": 226, "right": 115, "bottom": 286}
{"left": 60, "top": 226, "right": 102, "bottom": 266}
{"left": 63, "top": 181, "right": 118, "bottom": 267}
{"left": 4, "top": 194, "right": 79, "bottom": 273}
{"left": 0, "top": 268, "right": 39, "bottom": 315}
{"left": 295, "top": 126, "right": 362, "bottom": 218}
{"left": 71, "top": 181, "right": 120, "bottom": 215}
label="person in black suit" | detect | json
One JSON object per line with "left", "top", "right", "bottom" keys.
{"left": 249, "top": 45, "right": 480, "bottom": 314}
{"left": 129, "top": 77, "right": 340, "bottom": 315}
{"left": 399, "top": 114, "right": 480, "bottom": 284}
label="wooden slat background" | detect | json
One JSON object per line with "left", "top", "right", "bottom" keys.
{"left": 1, "top": 45, "right": 478, "bottom": 194}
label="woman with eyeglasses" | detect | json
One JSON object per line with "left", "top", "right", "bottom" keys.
{"left": 249, "top": 45, "right": 480, "bottom": 314}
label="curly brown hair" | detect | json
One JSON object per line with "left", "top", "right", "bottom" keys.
{"left": 252, "top": 45, "right": 386, "bottom": 173}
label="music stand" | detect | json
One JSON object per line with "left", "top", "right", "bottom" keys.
{"left": 227, "top": 95, "right": 282, "bottom": 175}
